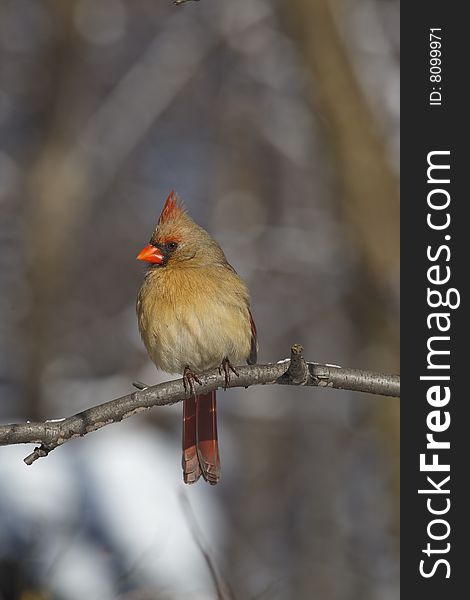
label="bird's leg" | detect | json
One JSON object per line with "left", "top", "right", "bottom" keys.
{"left": 183, "top": 366, "right": 202, "bottom": 397}
{"left": 219, "top": 357, "right": 239, "bottom": 390}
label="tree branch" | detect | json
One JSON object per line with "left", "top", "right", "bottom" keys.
{"left": 0, "top": 345, "right": 399, "bottom": 465}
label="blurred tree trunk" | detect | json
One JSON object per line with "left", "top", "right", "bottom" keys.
{"left": 280, "top": 0, "right": 399, "bottom": 287}
{"left": 279, "top": 0, "right": 399, "bottom": 597}
{"left": 22, "top": 0, "right": 87, "bottom": 418}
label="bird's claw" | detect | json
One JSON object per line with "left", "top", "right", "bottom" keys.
{"left": 132, "top": 381, "right": 149, "bottom": 391}
{"left": 183, "top": 366, "right": 202, "bottom": 397}
{"left": 219, "top": 357, "right": 239, "bottom": 390}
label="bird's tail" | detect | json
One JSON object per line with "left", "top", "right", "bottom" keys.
{"left": 182, "top": 392, "right": 220, "bottom": 485}
{"left": 182, "top": 395, "right": 201, "bottom": 484}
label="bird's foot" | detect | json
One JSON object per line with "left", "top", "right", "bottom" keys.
{"left": 183, "top": 366, "right": 202, "bottom": 397}
{"left": 219, "top": 357, "right": 239, "bottom": 390}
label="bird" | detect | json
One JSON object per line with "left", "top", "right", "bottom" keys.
{"left": 136, "top": 191, "right": 257, "bottom": 484}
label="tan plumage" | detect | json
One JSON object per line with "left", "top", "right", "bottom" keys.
{"left": 136, "top": 191, "right": 257, "bottom": 484}
{"left": 137, "top": 263, "right": 253, "bottom": 374}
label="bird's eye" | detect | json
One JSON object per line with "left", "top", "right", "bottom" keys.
{"left": 167, "top": 241, "right": 178, "bottom": 251}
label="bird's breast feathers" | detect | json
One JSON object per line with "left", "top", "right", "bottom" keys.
{"left": 137, "top": 265, "right": 252, "bottom": 374}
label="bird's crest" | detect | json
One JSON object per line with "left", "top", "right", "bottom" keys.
{"left": 158, "top": 190, "right": 185, "bottom": 224}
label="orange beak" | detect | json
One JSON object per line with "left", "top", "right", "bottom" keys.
{"left": 136, "top": 244, "right": 165, "bottom": 264}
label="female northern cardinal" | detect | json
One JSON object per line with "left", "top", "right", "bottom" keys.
{"left": 136, "top": 191, "right": 257, "bottom": 484}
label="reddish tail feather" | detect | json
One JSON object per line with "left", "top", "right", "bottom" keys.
{"left": 182, "top": 392, "right": 220, "bottom": 485}
{"left": 182, "top": 395, "right": 201, "bottom": 484}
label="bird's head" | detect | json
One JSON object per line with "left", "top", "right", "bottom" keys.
{"left": 137, "top": 191, "right": 225, "bottom": 269}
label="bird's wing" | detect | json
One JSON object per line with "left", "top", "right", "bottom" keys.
{"left": 247, "top": 309, "right": 258, "bottom": 365}
{"left": 225, "top": 262, "right": 258, "bottom": 365}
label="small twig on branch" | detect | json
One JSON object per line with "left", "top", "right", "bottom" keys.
{"left": 0, "top": 345, "right": 399, "bottom": 465}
